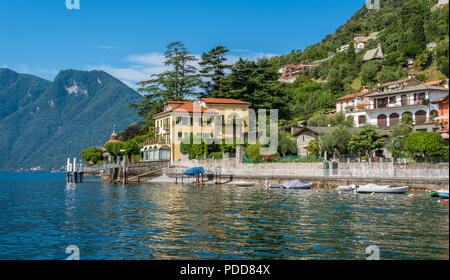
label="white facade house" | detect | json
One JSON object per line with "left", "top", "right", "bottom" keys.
{"left": 338, "top": 78, "right": 449, "bottom": 129}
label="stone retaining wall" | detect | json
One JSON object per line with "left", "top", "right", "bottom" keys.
{"left": 170, "top": 159, "right": 449, "bottom": 182}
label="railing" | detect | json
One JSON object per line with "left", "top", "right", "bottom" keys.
{"left": 369, "top": 100, "right": 426, "bottom": 110}
{"left": 84, "top": 163, "right": 120, "bottom": 173}
{"left": 144, "top": 135, "right": 170, "bottom": 146}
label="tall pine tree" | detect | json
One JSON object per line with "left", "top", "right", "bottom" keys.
{"left": 130, "top": 42, "right": 200, "bottom": 120}
{"left": 198, "top": 46, "right": 231, "bottom": 97}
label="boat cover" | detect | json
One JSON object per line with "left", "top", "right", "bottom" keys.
{"left": 282, "top": 180, "right": 314, "bottom": 189}
{"left": 184, "top": 167, "right": 204, "bottom": 176}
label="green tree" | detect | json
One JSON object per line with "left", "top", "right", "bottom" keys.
{"left": 118, "top": 124, "right": 146, "bottom": 142}
{"left": 305, "top": 138, "right": 321, "bottom": 156}
{"left": 360, "top": 60, "right": 381, "bottom": 85}
{"left": 199, "top": 46, "right": 231, "bottom": 97}
{"left": 131, "top": 42, "right": 199, "bottom": 120}
{"left": 348, "top": 125, "right": 385, "bottom": 158}
{"left": 278, "top": 131, "right": 298, "bottom": 157}
{"left": 319, "top": 125, "right": 352, "bottom": 155}
{"left": 246, "top": 143, "right": 262, "bottom": 161}
{"left": 125, "top": 139, "right": 140, "bottom": 160}
{"left": 405, "top": 132, "right": 445, "bottom": 162}
{"left": 81, "top": 147, "right": 104, "bottom": 165}
{"left": 387, "top": 121, "right": 413, "bottom": 157}
{"left": 105, "top": 142, "right": 126, "bottom": 159}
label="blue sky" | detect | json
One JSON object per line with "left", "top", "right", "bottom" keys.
{"left": 0, "top": 0, "right": 365, "bottom": 88}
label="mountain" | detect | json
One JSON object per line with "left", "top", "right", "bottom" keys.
{"left": 0, "top": 68, "right": 142, "bottom": 171}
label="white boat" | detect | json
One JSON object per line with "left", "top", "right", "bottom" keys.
{"left": 270, "top": 180, "right": 314, "bottom": 190}
{"left": 233, "top": 181, "right": 256, "bottom": 187}
{"left": 337, "top": 184, "right": 409, "bottom": 194}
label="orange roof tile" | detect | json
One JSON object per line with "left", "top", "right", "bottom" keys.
{"left": 335, "top": 91, "right": 369, "bottom": 101}
{"left": 153, "top": 101, "right": 218, "bottom": 118}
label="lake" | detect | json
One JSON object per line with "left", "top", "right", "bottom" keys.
{"left": 0, "top": 172, "right": 448, "bottom": 260}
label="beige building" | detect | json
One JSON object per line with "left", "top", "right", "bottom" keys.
{"left": 142, "top": 98, "right": 251, "bottom": 162}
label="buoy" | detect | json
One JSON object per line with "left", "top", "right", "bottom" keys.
{"left": 444, "top": 199, "right": 449, "bottom": 204}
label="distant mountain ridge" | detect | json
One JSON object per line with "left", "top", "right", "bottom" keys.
{"left": 0, "top": 68, "right": 142, "bottom": 171}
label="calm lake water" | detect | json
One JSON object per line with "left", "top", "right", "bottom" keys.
{"left": 0, "top": 172, "right": 448, "bottom": 260}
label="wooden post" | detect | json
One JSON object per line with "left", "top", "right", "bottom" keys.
{"left": 74, "top": 172, "right": 78, "bottom": 183}
{"left": 80, "top": 173, "right": 83, "bottom": 183}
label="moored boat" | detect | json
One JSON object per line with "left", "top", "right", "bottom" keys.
{"left": 438, "top": 191, "right": 449, "bottom": 199}
{"left": 337, "top": 184, "right": 409, "bottom": 194}
{"left": 233, "top": 181, "right": 256, "bottom": 187}
{"left": 270, "top": 180, "right": 314, "bottom": 190}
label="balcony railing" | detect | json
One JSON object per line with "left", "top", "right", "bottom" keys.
{"left": 367, "top": 100, "right": 427, "bottom": 110}
{"left": 144, "top": 135, "right": 170, "bottom": 146}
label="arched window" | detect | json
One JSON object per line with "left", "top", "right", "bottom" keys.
{"left": 415, "top": 110, "right": 426, "bottom": 125}
{"left": 389, "top": 113, "right": 400, "bottom": 127}
{"left": 160, "top": 146, "right": 171, "bottom": 161}
{"left": 377, "top": 114, "right": 387, "bottom": 128}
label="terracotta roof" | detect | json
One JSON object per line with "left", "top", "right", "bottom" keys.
{"left": 336, "top": 90, "right": 374, "bottom": 101}
{"left": 378, "top": 78, "right": 411, "bottom": 87}
{"left": 202, "top": 98, "right": 251, "bottom": 105}
{"left": 425, "top": 79, "right": 449, "bottom": 86}
{"left": 432, "top": 95, "right": 449, "bottom": 104}
{"left": 173, "top": 102, "right": 218, "bottom": 114}
{"left": 366, "top": 84, "right": 449, "bottom": 97}
{"left": 153, "top": 101, "right": 218, "bottom": 118}
{"left": 104, "top": 139, "right": 121, "bottom": 147}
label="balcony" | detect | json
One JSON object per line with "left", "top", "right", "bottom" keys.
{"left": 367, "top": 99, "right": 428, "bottom": 111}
{"left": 144, "top": 135, "right": 170, "bottom": 146}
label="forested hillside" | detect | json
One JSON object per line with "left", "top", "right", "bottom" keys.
{"left": 0, "top": 69, "right": 142, "bottom": 171}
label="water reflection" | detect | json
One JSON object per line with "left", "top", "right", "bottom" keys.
{"left": 0, "top": 172, "right": 448, "bottom": 260}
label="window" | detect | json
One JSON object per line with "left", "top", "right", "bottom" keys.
{"left": 178, "top": 132, "right": 182, "bottom": 140}
{"left": 176, "top": 117, "right": 181, "bottom": 125}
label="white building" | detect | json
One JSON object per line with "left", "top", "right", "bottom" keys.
{"left": 338, "top": 76, "right": 449, "bottom": 129}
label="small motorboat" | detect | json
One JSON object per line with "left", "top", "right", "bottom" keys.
{"left": 428, "top": 190, "right": 440, "bottom": 197}
{"left": 438, "top": 191, "right": 449, "bottom": 199}
{"left": 233, "top": 181, "right": 256, "bottom": 187}
{"left": 270, "top": 180, "right": 314, "bottom": 190}
{"left": 337, "top": 184, "right": 409, "bottom": 194}
{"left": 337, "top": 185, "right": 359, "bottom": 192}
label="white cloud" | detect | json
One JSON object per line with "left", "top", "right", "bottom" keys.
{"left": 95, "top": 46, "right": 113, "bottom": 50}
{"left": 126, "top": 52, "right": 166, "bottom": 66}
{"left": 87, "top": 50, "right": 279, "bottom": 90}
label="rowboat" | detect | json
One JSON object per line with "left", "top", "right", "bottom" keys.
{"left": 269, "top": 180, "right": 314, "bottom": 190}
{"left": 337, "top": 184, "right": 409, "bottom": 194}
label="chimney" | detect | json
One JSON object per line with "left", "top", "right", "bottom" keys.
{"left": 408, "top": 73, "right": 415, "bottom": 79}
{"left": 363, "top": 86, "right": 369, "bottom": 93}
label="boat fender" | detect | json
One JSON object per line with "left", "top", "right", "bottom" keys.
{"left": 444, "top": 199, "right": 449, "bottom": 204}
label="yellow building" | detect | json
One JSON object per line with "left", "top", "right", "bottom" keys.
{"left": 142, "top": 98, "right": 251, "bottom": 162}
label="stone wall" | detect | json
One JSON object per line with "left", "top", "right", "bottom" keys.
{"left": 170, "top": 158, "right": 449, "bottom": 181}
